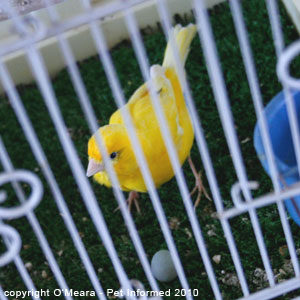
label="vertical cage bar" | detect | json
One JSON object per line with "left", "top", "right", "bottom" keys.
{"left": 2, "top": 8, "right": 136, "bottom": 298}
{"left": 0, "top": 61, "right": 107, "bottom": 300}
{"left": 229, "top": 0, "right": 299, "bottom": 279}
{"left": 0, "top": 286, "right": 8, "bottom": 300}
{"left": 0, "top": 3, "right": 109, "bottom": 297}
{"left": 193, "top": 0, "right": 252, "bottom": 202}
{"left": 23, "top": 44, "right": 136, "bottom": 299}
{"left": 40, "top": 0, "right": 161, "bottom": 293}
{"left": 152, "top": 0, "right": 252, "bottom": 297}
{"left": 230, "top": 0, "right": 277, "bottom": 285}
{"left": 265, "top": 0, "right": 285, "bottom": 58}
{"left": 193, "top": 4, "right": 273, "bottom": 285}
{"left": 193, "top": 0, "right": 254, "bottom": 295}
{"left": 79, "top": 0, "right": 193, "bottom": 297}
{"left": 268, "top": 2, "right": 300, "bottom": 183}
{"left": 266, "top": 0, "right": 300, "bottom": 276}
{"left": 0, "top": 139, "right": 41, "bottom": 300}
{"left": 0, "top": 231, "right": 40, "bottom": 300}
{"left": 125, "top": 4, "right": 222, "bottom": 299}
{"left": 0, "top": 67, "right": 72, "bottom": 300}
{"left": 266, "top": 1, "right": 300, "bottom": 177}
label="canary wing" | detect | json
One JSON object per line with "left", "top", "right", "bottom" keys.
{"left": 109, "top": 81, "right": 148, "bottom": 125}
{"left": 109, "top": 65, "right": 182, "bottom": 146}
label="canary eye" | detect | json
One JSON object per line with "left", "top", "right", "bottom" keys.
{"left": 110, "top": 152, "right": 117, "bottom": 159}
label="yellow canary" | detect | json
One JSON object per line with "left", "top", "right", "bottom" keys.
{"left": 87, "top": 24, "right": 197, "bottom": 197}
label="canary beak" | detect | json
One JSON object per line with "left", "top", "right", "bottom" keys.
{"left": 86, "top": 159, "right": 105, "bottom": 177}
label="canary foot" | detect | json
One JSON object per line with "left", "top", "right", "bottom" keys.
{"left": 114, "top": 191, "right": 141, "bottom": 214}
{"left": 188, "top": 156, "right": 211, "bottom": 209}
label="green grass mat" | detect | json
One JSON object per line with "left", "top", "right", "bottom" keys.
{"left": 1, "top": 0, "right": 300, "bottom": 299}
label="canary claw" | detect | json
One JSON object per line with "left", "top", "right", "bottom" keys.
{"left": 114, "top": 191, "right": 141, "bottom": 214}
{"left": 188, "top": 156, "right": 211, "bottom": 209}
{"left": 128, "top": 191, "right": 141, "bottom": 214}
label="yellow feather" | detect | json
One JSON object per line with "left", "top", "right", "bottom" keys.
{"left": 87, "top": 24, "right": 197, "bottom": 193}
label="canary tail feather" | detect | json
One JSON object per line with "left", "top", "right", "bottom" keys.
{"left": 162, "top": 23, "right": 197, "bottom": 69}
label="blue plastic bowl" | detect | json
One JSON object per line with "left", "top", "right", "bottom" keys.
{"left": 254, "top": 89, "right": 300, "bottom": 226}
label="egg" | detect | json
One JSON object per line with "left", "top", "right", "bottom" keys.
{"left": 151, "top": 250, "right": 177, "bottom": 282}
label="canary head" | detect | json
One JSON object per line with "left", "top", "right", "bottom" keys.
{"left": 86, "top": 124, "right": 136, "bottom": 178}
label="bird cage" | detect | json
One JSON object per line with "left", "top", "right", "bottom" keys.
{"left": 0, "top": 0, "right": 300, "bottom": 300}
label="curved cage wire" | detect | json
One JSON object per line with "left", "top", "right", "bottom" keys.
{"left": 0, "top": 0, "right": 300, "bottom": 299}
